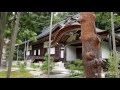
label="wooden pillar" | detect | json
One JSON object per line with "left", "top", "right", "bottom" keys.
{"left": 55, "top": 45, "right": 60, "bottom": 61}
{"left": 64, "top": 45, "right": 67, "bottom": 62}
{"left": 40, "top": 43, "right": 44, "bottom": 56}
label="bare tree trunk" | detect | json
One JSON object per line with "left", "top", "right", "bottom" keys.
{"left": 24, "top": 39, "right": 26, "bottom": 61}
{"left": 80, "top": 12, "right": 104, "bottom": 78}
{"left": 6, "top": 12, "right": 21, "bottom": 78}
{"left": 0, "top": 12, "right": 7, "bottom": 69}
{"left": 1, "top": 39, "right": 10, "bottom": 69}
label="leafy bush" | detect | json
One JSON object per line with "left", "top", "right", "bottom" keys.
{"left": 18, "top": 62, "right": 26, "bottom": 72}
{"left": 69, "top": 64, "right": 81, "bottom": 76}
{"left": 40, "top": 53, "right": 55, "bottom": 74}
{"left": 64, "top": 61, "right": 71, "bottom": 68}
{"left": 74, "top": 59, "right": 84, "bottom": 70}
{"left": 31, "top": 63, "right": 39, "bottom": 70}
{"left": 65, "top": 59, "right": 84, "bottom": 77}
{"left": 106, "top": 51, "right": 120, "bottom": 78}
{"left": 66, "top": 59, "right": 83, "bottom": 71}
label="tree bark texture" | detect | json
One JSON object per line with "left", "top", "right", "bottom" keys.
{"left": 0, "top": 12, "right": 7, "bottom": 68}
{"left": 80, "top": 12, "right": 104, "bottom": 78}
{"left": 7, "top": 12, "right": 21, "bottom": 78}
{"left": 1, "top": 39, "right": 9, "bottom": 69}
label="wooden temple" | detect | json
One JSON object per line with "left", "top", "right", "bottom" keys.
{"left": 16, "top": 13, "right": 120, "bottom": 63}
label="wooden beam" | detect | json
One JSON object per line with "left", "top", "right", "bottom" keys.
{"left": 65, "top": 40, "right": 81, "bottom": 46}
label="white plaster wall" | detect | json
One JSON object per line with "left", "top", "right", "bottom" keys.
{"left": 116, "top": 46, "right": 120, "bottom": 52}
{"left": 65, "top": 41, "right": 110, "bottom": 61}
{"left": 101, "top": 41, "right": 110, "bottom": 59}
{"left": 34, "top": 50, "right": 36, "bottom": 55}
{"left": 47, "top": 47, "right": 55, "bottom": 54}
{"left": 66, "top": 46, "right": 77, "bottom": 61}
{"left": 38, "top": 49, "right": 40, "bottom": 55}
{"left": 26, "top": 51, "right": 30, "bottom": 56}
{"left": 61, "top": 50, "right": 64, "bottom": 58}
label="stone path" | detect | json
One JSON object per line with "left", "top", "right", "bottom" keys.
{"left": 0, "top": 61, "right": 84, "bottom": 78}
{"left": 29, "top": 61, "right": 70, "bottom": 78}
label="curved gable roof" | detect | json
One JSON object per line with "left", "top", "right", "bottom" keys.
{"left": 16, "top": 13, "right": 108, "bottom": 46}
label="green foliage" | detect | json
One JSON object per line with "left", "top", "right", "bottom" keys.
{"left": 4, "top": 12, "right": 51, "bottom": 46}
{"left": 96, "top": 12, "right": 111, "bottom": 30}
{"left": 4, "top": 12, "right": 120, "bottom": 45}
{"left": 0, "top": 70, "right": 34, "bottom": 78}
{"left": 106, "top": 52, "right": 116, "bottom": 78}
{"left": 4, "top": 12, "right": 120, "bottom": 69}
{"left": 67, "top": 59, "right": 84, "bottom": 71}
{"left": 31, "top": 63, "right": 39, "bottom": 70}
{"left": 106, "top": 51, "right": 120, "bottom": 78}
{"left": 40, "top": 53, "right": 55, "bottom": 73}
{"left": 13, "top": 49, "right": 23, "bottom": 60}
{"left": 74, "top": 59, "right": 84, "bottom": 70}
{"left": 65, "top": 59, "right": 84, "bottom": 77}
{"left": 18, "top": 62, "right": 26, "bottom": 72}
{"left": 96, "top": 12, "right": 120, "bottom": 30}
{"left": 53, "top": 12, "right": 75, "bottom": 24}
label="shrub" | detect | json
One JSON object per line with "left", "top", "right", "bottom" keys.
{"left": 67, "top": 59, "right": 83, "bottom": 71}
{"left": 18, "top": 62, "right": 26, "bottom": 72}
{"left": 74, "top": 59, "right": 84, "bottom": 71}
{"left": 31, "top": 63, "right": 39, "bottom": 70}
{"left": 66, "top": 59, "right": 84, "bottom": 77}
{"left": 64, "top": 61, "right": 71, "bottom": 68}
{"left": 40, "top": 53, "right": 55, "bottom": 74}
{"left": 106, "top": 51, "right": 120, "bottom": 78}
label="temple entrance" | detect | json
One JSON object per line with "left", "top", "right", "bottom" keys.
{"left": 65, "top": 43, "right": 82, "bottom": 61}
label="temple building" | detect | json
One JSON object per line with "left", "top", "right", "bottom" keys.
{"left": 16, "top": 14, "right": 120, "bottom": 63}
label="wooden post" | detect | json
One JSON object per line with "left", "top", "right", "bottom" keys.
{"left": 111, "top": 12, "right": 118, "bottom": 78}
{"left": 48, "top": 12, "right": 53, "bottom": 78}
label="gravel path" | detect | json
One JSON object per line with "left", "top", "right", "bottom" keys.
{"left": 29, "top": 61, "right": 70, "bottom": 78}
{"left": 0, "top": 61, "right": 84, "bottom": 78}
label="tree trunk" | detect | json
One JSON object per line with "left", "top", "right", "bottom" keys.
{"left": 1, "top": 39, "right": 10, "bottom": 69}
{"left": 80, "top": 12, "right": 104, "bottom": 78}
{"left": 0, "top": 12, "right": 7, "bottom": 69}
{"left": 7, "top": 12, "right": 21, "bottom": 78}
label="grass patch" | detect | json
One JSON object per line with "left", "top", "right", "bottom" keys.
{"left": 0, "top": 70, "right": 34, "bottom": 78}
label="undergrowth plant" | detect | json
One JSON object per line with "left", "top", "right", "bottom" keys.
{"left": 66, "top": 59, "right": 84, "bottom": 77}
{"left": 40, "top": 53, "right": 55, "bottom": 74}
{"left": 106, "top": 51, "right": 120, "bottom": 78}
{"left": 18, "top": 62, "right": 26, "bottom": 72}
{"left": 31, "top": 63, "right": 39, "bottom": 71}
